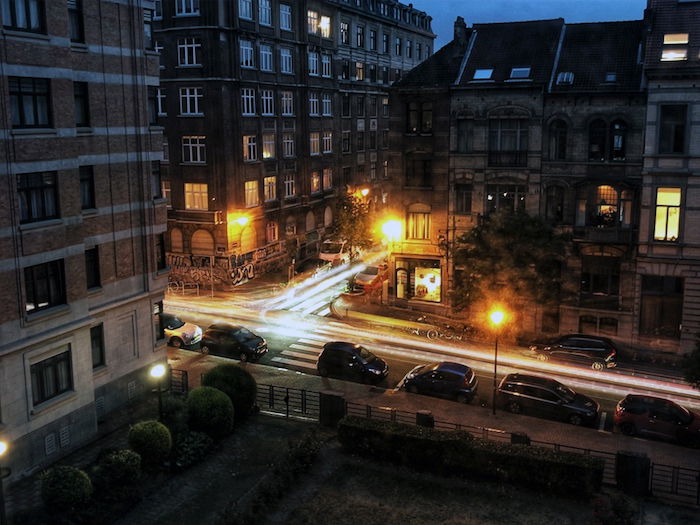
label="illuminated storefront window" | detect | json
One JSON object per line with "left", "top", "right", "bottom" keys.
{"left": 395, "top": 258, "right": 441, "bottom": 303}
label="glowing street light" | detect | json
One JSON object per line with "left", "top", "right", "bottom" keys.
{"left": 230, "top": 215, "right": 249, "bottom": 227}
{"left": 0, "top": 439, "right": 8, "bottom": 525}
{"left": 489, "top": 307, "right": 506, "bottom": 416}
{"left": 150, "top": 363, "right": 166, "bottom": 421}
{"left": 381, "top": 220, "right": 402, "bottom": 242}
{"left": 360, "top": 188, "right": 370, "bottom": 197}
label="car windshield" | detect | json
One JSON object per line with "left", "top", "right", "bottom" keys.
{"left": 357, "top": 346, "right": 375, "bottom": 362}
{"left": 555, "top": 383, "right": 576, "bottom": 403}
{"left": 670, "top": 403, "right": 693, "bottom": 425}
{"left": 360, "top": 266, "right": 379, "bottom": 276}
{"left": 233, "top": 328, "right": 256, "bottom": 342}
{"left": 165, "top": 316, "right": 185, "bottom": 329}
{"left": 321, "top": 242, "right": 343, "bottom": 254}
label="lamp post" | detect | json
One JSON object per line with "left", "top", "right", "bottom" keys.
{"left": 489, "top": 309, "right": 505, "bottom": 416}
{"left": 0, "top": 440, "right": 9, "bottom": 525}
{"left": 150, "top": 364, "right": 166, "bottom": 421}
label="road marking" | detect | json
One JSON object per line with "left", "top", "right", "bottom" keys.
{"left": 298, "top": 338, "right": 325, "bottom": 346}
{"left": 301, "top": 299, "right": 330, "bottom": 315}
{"left": 598, "top": 411, "right": 608, "bottom": 432}
{"left": 317, "top": 307, "right": 331, "bottom": 317}
{"left": 281, "top": 350, "right": 319, "bottom": 360}
{"left": 328, "top": 321, "right": 348, "bottom": 328}
{"left": 290, "top": 343, "right": 323, "bottom": 353}
{"left": 271, "top": 356, "right": 317, "bottom": 369}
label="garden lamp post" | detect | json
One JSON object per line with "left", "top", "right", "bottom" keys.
{"left": 489, "top": 309, "right": 505, "bottom": 416}
{"left": 0, "top": 440, "right": 9, "bottom": 525}
{"left": 150, "top": 364, "right": 166, "bottom": 421}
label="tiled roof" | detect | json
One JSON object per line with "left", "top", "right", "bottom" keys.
{"left": 552, "top": 21, "right": 644, "bottom": 93}
{"left": 394, "top": 38, "right": 469, "bottom": 87}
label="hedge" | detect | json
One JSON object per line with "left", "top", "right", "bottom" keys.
{"left": 202, "top": 364, "right": 257, "bottom": 420}
{"left": 128, "top": 420, "right": 172, "bottom": 467}
{"left": 40, "top": 465, "right": 93, "bottom": 514}
{"left": 337, "top": 416, "right": 604, "bottom": 498}
{"left": 187, "top": 386, "right": 234, "bottom": 439}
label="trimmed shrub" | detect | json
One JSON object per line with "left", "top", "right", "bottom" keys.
{"left": 187, "top": 386, "right": 234, "bottom": 439}
{"left": 40, "top": 465, "right": 93, "bottom": 514}
{"left": 161, "top": 394, "right": 189, "bottom": 440}
{"left": 128, "top": 420, "right": 172, "bottom": 467}
{"left": 202, "top": 364, "right": 257, "bottom": 420}
{"left": 173, "top": 431, "right": 214, "bottom": 470}
{"left": 97, "top": 449, "right": 141, "bottom": 486}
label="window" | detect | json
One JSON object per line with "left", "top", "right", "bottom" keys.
{"left": 262, "top": 132, "right": 275, "bottom": 159}
{"left": 240, "top": 40, "right": 254, "bottom": 68}
{"left": 455, "top": 119, "right": 472, "bottom": 153}
{"left": 485, "top": 184, "right": 527, "bottom": 214}
{"left": 489, "top": 119, "right": 528, "bottom": 166}
{"left": 323, "top": 168, "right": 332, "bottom": 189}
{"left": 162, "top": 179, "right": 171, "bottom": 206}
{"left": 341, "top": 60, "right": 350, "bottom": 80}
{"left": 30, "top": 349, "right": 72, "bottom": 405}
{"left": 406, "top": 102, "right": 432, "bottom": 133}
{"left": 91, "top": 325, "right": 105, "bottom": 369}
{"left": 321, "top": 54, "right": 331, "bottom": 77}
{"left": 24, "top": 259, "right": 65, "bottom": 313}
{"left": 545, "top": 185, "right": 564, "bottom": 223}
{"left": 68, "top": 0, "right": 83, "bottom": 42}
{"left": 356, "top": 132, "right": 365, "bottom": 151}
{"left": 260, "top": 44, "right": 273, "bottom": 71}
{"left": 368, "top": 64, "right": 377, "bottom": 83}
{"left": 322, "top": 93, "right": 332, "bottom": 116}
{"left": 340, "top": 22, "right": 349, "bottom": 44}
{"left": 382, "top": 33, "right": 389, "bottom": 54}
{"left": 455, "top": 184, "right": 472, "bottom": 215}
{"left": 381, "top": 96, "right": 389, "bottom": 117}
{"left": 588, "top": 119, "right": 607, "bottom": 161}
{"left": 181, "top": 136, "right": 206, "bottom": 163}
{"left": 155, "top": 233, "right": 166, "bottom": 271}
{"left": 179, "top": 87, "right": 202, "bottom": 115}
{"left": 322, "top": 131, "right": 332, "bottom": 153}
{"left": 605, "top": 72, "right": 617, "bottom": 82}
{"left": 284, "top": 174, "right": 295, "bottom": 197}
{"left": 151, "top": 160, "right": 161, "bottom": 199}
{"left": 185, "top": 183, "right": 208, "bottom": 210}
{"left": 510, "top": 67, "right": 531, "bottom": 79}
{"left": 395, "top": 37, "right": 401, "bottom": 55}
{"left": 610, "top": 120, "right": 627, "bottom": 161}
{"left": 310, "top": 132, "right": 320, "bottom": 155}
{"left": 239, "top": 0, "right": 252, "bottom": 19}
{"left": 85, "top": 246, "right": 100, "bottom": 289}
{"left": 406, "top": 40, "right": 412, "bottom": 58}
{"left": 356, "top": 62, "right": 365, "bottom": 81}
{"left": 341, "top": 94, "right": 350, "bottom": 117}
{"left": 280, "top": 48, "right": 293, "bottom": 73}
{"left": 266, "top": 221, "right": 279, "bottom": 242}
{"left": 381, "top": 129, "right": 388, "bottom": 148}
{"left": 280, "top": 4, "right": 292, "bottom": 30}
{"left": 145, "top": 12, "right": 153, "bottom": 48}
{"left": 155, "top": 87, "right": 166, "bottom": 116}
{"left": 556, "top": 72, "right": 574, "bottom": 85}
{"left": 640, "top": 276, "right": 683, "bottom": 339}
{"left": 264, "top": 175, "right": 277, "bottom": 201}
{"left": 659, "top": 105, "right": 686, "bottom": 154}
{"left": 661, "top": 33, "right": 688, "bottom": 61}
{"left": 472, "top": 69, "right": 493, "bottom": 80}
{"left": 311, "top": 171, "right": 321, "bottom": 193}
{"left": 148, "top": 87, "right": 158, "bottom": 125}
{"left": 2, "top": 0, "right": 44, "bottom": 32}
{"left": 368, "top": 131, "right": 376, "bottom": 150}
{"left": 654, "top": 188, "right": 681, "bottom": 242}
{"left": 417, "top": 42, "right": 422, "bottom": 59}
{"left": 241, "top": 87, "right": 256, "bottom": 115}
{"left": 549, "top": 120, "right": 567, "bottom": 160}
{"left": 9, "top": 77, "right": 50, "bottom": 128}
{"left": 286, "top": 216, "right": 296, "bottom": 235}
{"left": 259, "top": 0, "right": 271, "bottom": 25}
{"left": 244, "top": 180, "right": 259, "bottom": 207}
{"left": 281, "top": 91, "right": 293, "bottom": 115}
{"left": 320, "top": 15, "right": 331, "bottom": 38}
{"left": 176, "top": 0, "right": 199, "bottom": 16}
{"left": 243, "top": 135, "right": 257, "bottom": 161}
{"left": 72, "top": 82, "right": 91, "bottom": 127}
{"left": 309, "top": 92, "right": 319, "bottom": 115}
{"left": 162, "top": 139, "right": 170, "bottom": 163}
{"left": 282, "top": 132, "right": 294, "bottom": 157}
{"left": 369, "top": 29, "right": 377, "bottom": 50}
{"left": 368, "top": 96, "right": 377, "bottom": 117}
{"left": 407, "top": 211, "right": 430, "bottom": 240}
{"left": 18, "top": 171, "right": 58, "bottom": 223}
{"left": 356, "top": 25, "right": 365, "bottom": 47}
{"left": 79, "top": 166, "right": 95, "bottom": 210}
{"left": 356, "top": 95, "right": 365, "bottom": 117}
{"left": 308, "top": 51, "right": 319, "bottom": 75}
{"left": 580, "top": 256, "right": 620, "bottom": 309}
{"left": 307, "top": 10, "right": 318, "bottom": 33}
{"left": 261, "top": 89, "right": 274, "bottom": 115}
{"left": 177, "top": 38, "right": 201, "bottom": 66}
{"left": 154, "top": 40, "right": 164, "bottom": 68}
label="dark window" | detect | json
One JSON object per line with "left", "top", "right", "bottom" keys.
{"left": 151, "top": 161, "right": 162, "bottom": 199}
{"left": 545, "top": 185, "right": 564, "bottom": 223}
{"left": 488, "top": 119, "right": 528, "bottom": 166}
{"left": 154, "top": 301, "right": 165, "bottom": 340}
{"left": 9, "top": 77, "right": 50, "bottom": 128}
{"left": 407, "top": 157, "right": 431, "bottom": 187}
{"left": 155, "top": 233, "right": 167, "bottom": 271}
{"left": 369, "top": 96, "right": 377, "bottom": 117}
{"left": 91, "top": 324, "right": 105, "bottom": 368}
{"left": 381, "top": 129, "right": 388, "bottom": 148}
{"left": 368, "top": 131, "right": 376, "bottom": 150}
{"left": 455, "top": 184, "right": 472, "bottom": 214}
{"left": 485, "top": 184, "right": 526, "bottom": 214}
{"left": 79, "top": 165, "right": 95, "bottom": 209}
{"left": 73, "top": 81, "right": 89, "bottom": 127}
{"left": 640, "top": 275, "right": 683, "bottom": 339}
{"left": 18, "top": 171, "right": 58, "bottom": 223}
{"left": 341, "top": 94, "right": 350, "bottom": 117}
{"left": 341, "top": 60, "right": 350, "bottom": 80}
{"left": 406, "top": 102, "right": 432, "bottom": 133}
{"left": 85, "top": 247, "right": 100, "bottom": 289}
{"left": 549, "top": 120, "right": 567, "bottom": 160}
{"left": 456, "top": 119, "right": 471, "bottom": 153}
{"left": 580, "top": 256, "right": 620, "bottom": 310}
{"left": 341, "top": 132, "right": 350, "bottom": 153}
{"left": 68, "top": 0, "right": 84, "bottom": 42}
{"left": 369, "top": 29, "right": 376, "bottom": 50}
{"left": 356, "top": 95, "right": 365, "bottom": 117}
{"left": 588, "top": 119, "right": 607, "bottom": 161}
{"left": 356, "top": 131, "right": 364, "bottom": 151}
{"left": 2, "top": 0, "right": 44, "bottom": 32}
{"left": 31, "top": 350, "right": 73, "bottom": 405}
{"left": 148, "top": 87, "right": 158, "bottom": 125}
{"left": 356, "top": 25, "right": 364, "bottom": 47}
{"left": 382, "top": 33, "right": 389, "bottom": 53}
{"left": 610, "top": 120, "right": 627, "bottom": 161}
{"left": 369, "top": 64, "right": 377, "bottom": 83}
{"left": 24, "top": 259, "right": 66, "bottom": 313}
{"left": 143, "top": 9, "right": 153, "bottom": 49}
{"left": 659, "top": 105, "right": 686, "bottom": 154}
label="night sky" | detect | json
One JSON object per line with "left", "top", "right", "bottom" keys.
{"left": 408, "top": 0, "right": 648, "bottom": 49}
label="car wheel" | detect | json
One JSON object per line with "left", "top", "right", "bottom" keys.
{"left": 407, "top": 384, "right": 419, "bottom": 394}
{"left": 506, "top": 401, "right": 522, "bottom": 414}
{"left": 619, "top": 422, "right": 636, "bottom": 436}
{"left": 200, "top": 345, "right": 210, "bottom": 355}
{"left": 591, "top": 361, "right": 605, "bottom": 371}
{"left": 456, "top": 393, "right": 472, "bottom": 404}
{"left": 239, "top": 352, "right": 248, "bottom": 363}
{"left": 568, "top": 414, "right": 583, "bottom": 426}
{"left": 426, "top": 329, "right": 439, "bottom": 340}
{"left": 318, "top": 365, "right": 329, "bottom": 377}
{"left": 170, "top": 337, "right": 183, "bottom": 349}
{"left": 536, "top": 353, "right": 548, "bottom": 362}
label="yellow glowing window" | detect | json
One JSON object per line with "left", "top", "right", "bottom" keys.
{"left": 320, "top": 16, "right": 331, "bottom": 38}
{"left": 654, "top": 188, "right": 681, "bottom": 242}
{"left": 184, "top": 183, "right": 208, "bottom": 210}
{"left": 663, "top": 33, "right": 688, "bottom": 45}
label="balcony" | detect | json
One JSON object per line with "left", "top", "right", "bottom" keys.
{"left": 572, "top": 226, "right": 637, "bottom": 244}
{"left": 168, "top": 209, "right": 224, "bottom": 225}
{"left": 488, "top": 150, "right": 528, "bottom": 167}
{"left": 579, "top": 294, "right": 620, "bottom": 311}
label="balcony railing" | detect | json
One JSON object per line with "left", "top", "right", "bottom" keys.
{"left": 572, "top": 227, "right": 637, "bottom": 244}
{"left": 488, "top": 150, "right": 528, "bottom": 167}
{"left": 168, "top": 209, "right": 224, "bottom": 224}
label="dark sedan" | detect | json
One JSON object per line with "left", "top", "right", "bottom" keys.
{"left": 200, "top": 323, "right": 268, "bottom": 362}
{"left": 399, "top": 362, "right": 478, "bottom": 404}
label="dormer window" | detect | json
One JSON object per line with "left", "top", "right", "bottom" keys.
{"left": 661, "top": 33, "right": 688, "bottom": 61}
{"left": 473, "top": 68, "right": 493, "bottom": 80}
{"left": 556, "top": 72, "right": 574, "bottom": 85}
{"left": 605, "top": 72, "right": 617, "bottom": 83}
{"left": 510, "top": 67, "right": 531, "bottom": 79}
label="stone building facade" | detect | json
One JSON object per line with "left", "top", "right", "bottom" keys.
{"left": 0, "top": 0, "right": 166, "bottom": 479}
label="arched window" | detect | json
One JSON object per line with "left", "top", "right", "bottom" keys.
{"left": 191, "top": 229, "right": 214, "bottom": 255}
{"left": 323, "top": 205, "right": 333, "bottom": 227}
{"left": 266, "top": 221, "right": 279, "bottom": 243}
{"left": 305, "top": 210, "right": 315, "bottom": 232}
{"left": 170, "top": 228, "right": 183, "bottom": 252}
{"left": 610, "top": 120, "right": 627, "bottom": 161}
{"left": 549, "top": 120, "right": 567, "bottom": 161}
{"left": 588, "top": 119, "right": 607, "bottom": 161}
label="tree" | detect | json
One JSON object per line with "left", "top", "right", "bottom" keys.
{"left": 452, "top": 210, "right": 567, "bottom": 315}
{"left": 330, "top": 191, "right": 373, "bottom": 250}
{"left": 682, "top": 337, "right": 700, "bottom": 389}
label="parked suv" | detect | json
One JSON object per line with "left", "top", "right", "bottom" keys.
{"left": 498, "top": 373, "right": 599, "bottom": 426}
{"left": 316, "top": 342, "right": 388, "bottom": 383}
{"left": 614, "top": 394, "right": 700, "bottom": 446}
{"left": 319, "top": 240, "right": 350, "bottom": 266}
{"left": 529, "top": 334, "right": 617, "bottom": 370}
{"left": 200, "top": 323, "right": 268, "bottom": 362}
{"left": 400, "top": 362, "right": 478, "bottom": 404}
{"left": 160, "top": 312, "right": 202, "bottom": 349}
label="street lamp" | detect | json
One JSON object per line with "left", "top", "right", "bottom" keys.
{"left": 0, "top": 440, "right": 9, "bottom": 525}
{"left": 381, "top": 220, "right": 402, "bottom": 243}
{"left": 150, "top": 364, "right": 166, "bottom": 421}
{"left": 489, "top": 308, "right": 506, "bottom": 416}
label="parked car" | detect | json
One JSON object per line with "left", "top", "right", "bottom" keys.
{"left": 614, "top": 394, "right": 700, "bottom": 446}
{"left": 316, "top": 341, "right": 388, "bottom": 383}
{"left": 400, "top": 361, "right": 478, "bottom": 404}
{"left": 160, "top": 312, "right": 202, "bottom": 349}
{"left": 352, "top": 264, "right": 388, "bottom": 292}
{"left": 498, "top": 373, "right": 600, "bottom": 426}
{"left": 528, "top": 334, "right": 617, "bottom": 370}
{"left": 319, "top": 240, "right": 351, "bottom": 265}
{"left": 296, "top": 257, "right": 331, "bottom": 275}
{"left": 200, "top": 323, "right": 268, "bottom": 362}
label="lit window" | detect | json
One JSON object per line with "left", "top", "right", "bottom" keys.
{"left": 282, "top": 132, "right": 295, "bottom": 157}
{"left": 664, "top": 33, "right": 688, "bottom": 45}
{"left": 356, "top": 62, "right": 365, "bottom": 81}
{"left": 243, "top": 135, "right": 257, "bottom": 161}
{"left": 662, "top": 33, "right": 689, "bottom": 61}
{"left": 244, "top": 180, "right": 259, "bottom": 207}
{"left": 662, "top": 49, "right": 687, "bottom": 61}
{"left": 280, "top": 48, "right": 293, "bottom": 73}
{"left": 654, "top": 188, "right": 681, "bottom": 242}
{"left": 407, "top": 211, "right": 430, "bottom": 240}
{"left": 307, "top": 10, "right": 318, "bottom": 34}
{"left": 239, "top": 0, "right": 252, "bottom": 20}
{"left": 266, "top": 221, "right": 279, "bottom": 242}
{"left": 240, "top": 40, "right": 254, "bottom": 68}
{"left": 184, "top": 183, "right": 208, "bottom": 209}
{"left": 320, "top": 15, "right": 331, "bottom": 38}
{"left": 322, "top": 131, "right": 332, "bottom": 153}
{"left": 310, "top": 132, "right": 320, "bottom": 155}
{"left": 323, "top": 168, "right": 332, "bottom": 189}
{"left": 262, "top": 133, "right": 275, "bottom": 159}
{"left": 264, "top": 176, "right": 277, "bottom": 201}
{"left": 311, "top": 171, "right": 321, "bottom": 193}
{"left": 510, "top": 67, "right": 531, "bottom": 79}
{"left": 472, "top": 69, "right": 493, "bottom": 80}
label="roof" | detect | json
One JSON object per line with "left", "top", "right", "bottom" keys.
{"left": 209, "top": 323, "right": 243, "bottom": 331}
{"left": 395, "top": 39, "right": 468, "bottom": 88}
{"left": 505, "top": 373, "right": 558, "bottom": 387}
{"left": 552, "top": 21, "right": 644, "bottom": 93}
{"left": 432, "top": 361, "right": 471, "bottom": 374}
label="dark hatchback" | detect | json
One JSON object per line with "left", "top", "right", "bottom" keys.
{"left": 200, "top": 323, "right": 268, "bottom": 362}
{"left": 529, "top": 334, "right": 617, "bottom": 370}
{"left": 316, "top": 341, "right": 388, "bottom": 384}
{"left": 400, "top": 362, "right": 478, "bottom": 404}
{"left": 498, "top": 373, "right": 600, "bottom": 426}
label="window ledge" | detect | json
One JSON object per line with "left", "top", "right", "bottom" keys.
{"left": 87, "top": 286, "right": 103, "bottom": 297}
{"left": 174, "top": 13, "right": 201, "bottom": 18}
{"left": 76, "top": 126, "right": 93, "bottom": 135}
{"left": 19, "top": 218, "right": 63, "bottom": 231}
{"left": 175, "top": 65, "right": 203, "bottom": 69}
{"left": 149, "top": 125, "right": 165, "bottom": 132}
{"left": 70, "top": 43, "right": 88, "bottom": 52}
{"left": 179, "top": 113, "right": 204, "bottom": 117}
{"left": 1, "top": 28, "right": 50, "bottom": 41}
{"left": 92, "top": 365, "right": 109, "bottom": 378}
{"left": 29, "top": 390, "right": 78, "bottom": 418}
{"left": 180, "top": 162, "right": 207, "bottom": 167}
{"left": 153, "top": 197, "right": 168, "bottom": 206}
{"left": 81, "top": 208, "right": 98, "bottom": 216}
{"left": 25, "top": 304, "right": 70, "bottom": 324}
{"left": 11, "top": 127, "right": 56, "bottom": 137}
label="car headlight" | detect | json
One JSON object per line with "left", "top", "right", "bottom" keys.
{"left": 370, "top": 368, "right": 382, "bottom": 375}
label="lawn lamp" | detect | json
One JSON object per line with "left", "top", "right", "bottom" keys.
{"left": 489, "top": 308, "right": 505, "bottom": 416}
{"left": 0, "top": 440, "right": 8, "bottom": 525}
{"left": 150, "top": 364, "right": 167, "bottom": 421}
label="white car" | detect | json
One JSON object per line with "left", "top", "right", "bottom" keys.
{"left": 161, "top": 312, "right": 203, "bottom": 348}
{"left": 319, "top": 240, "right": 350, "bottom": 265}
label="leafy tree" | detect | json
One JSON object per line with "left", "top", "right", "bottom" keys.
{"left": 682, "top": 337, "right": 700, "bottom": 389}
{"left": 452, "top": 210, "right": 567, "bottom": 315}
{"left": 329, "top": 191, "right": 373, "bottom": 250}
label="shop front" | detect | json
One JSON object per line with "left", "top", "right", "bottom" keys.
{"left": 394, "top": 257, "right": 443, "bottom": 305}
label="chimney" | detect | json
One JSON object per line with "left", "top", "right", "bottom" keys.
{"left": 454, "top": 16, "right": 467, "bottom": 46}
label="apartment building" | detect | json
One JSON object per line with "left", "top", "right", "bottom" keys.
{"left": 154, "top": 0, "right": 434, "bottom": 289}
{"left": 0, "top": 0, "right": 166, "bottom": 479}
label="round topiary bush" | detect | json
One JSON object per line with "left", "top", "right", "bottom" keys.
{"left": 98, "top": 449, "right": 141, "bottom": 486}
{"left": 161, "top": 394, "right": 189, "bottom": 440}
{"left": 128, "top": 420, "right": 172, "bottom": 467}
{"left": 40, "top": 465, "right": 93, "bottom": 513}
{"left": 202, "top": 364, "right": 257, "bottom": 420}
{"left": 186, "top": 386, "right": 234, "bottom": 439}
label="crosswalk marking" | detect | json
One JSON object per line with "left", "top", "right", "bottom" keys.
{"left": 317, "top": 307, "right": 331, "bottom": 317}
{"left": 281, "top": 350, "right": 319, "bottom": 360}
{"left": 298, "top": 337, "right": 325, "bottom": 345}
{"left": 289, "top": 343, "right": 324, "bottom": 353}
{"left": 271, "top": 356, "right": 316, "bottom": 369}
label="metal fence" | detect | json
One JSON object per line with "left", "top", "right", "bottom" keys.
{"left": 651, "top": 464, "right": 700, "bottom": 506}
{"left": 256, "top": 384, "right": 320, "bottom": 419}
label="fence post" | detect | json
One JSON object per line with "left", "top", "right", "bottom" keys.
{"left": 416, "top": 410, "right": 434, "bottom": 428}
{"left": 617, "top": 451, "right": 650, "bottom": 497}
{"left": 319, "top": 391, "right": 346, "bottom": 427}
